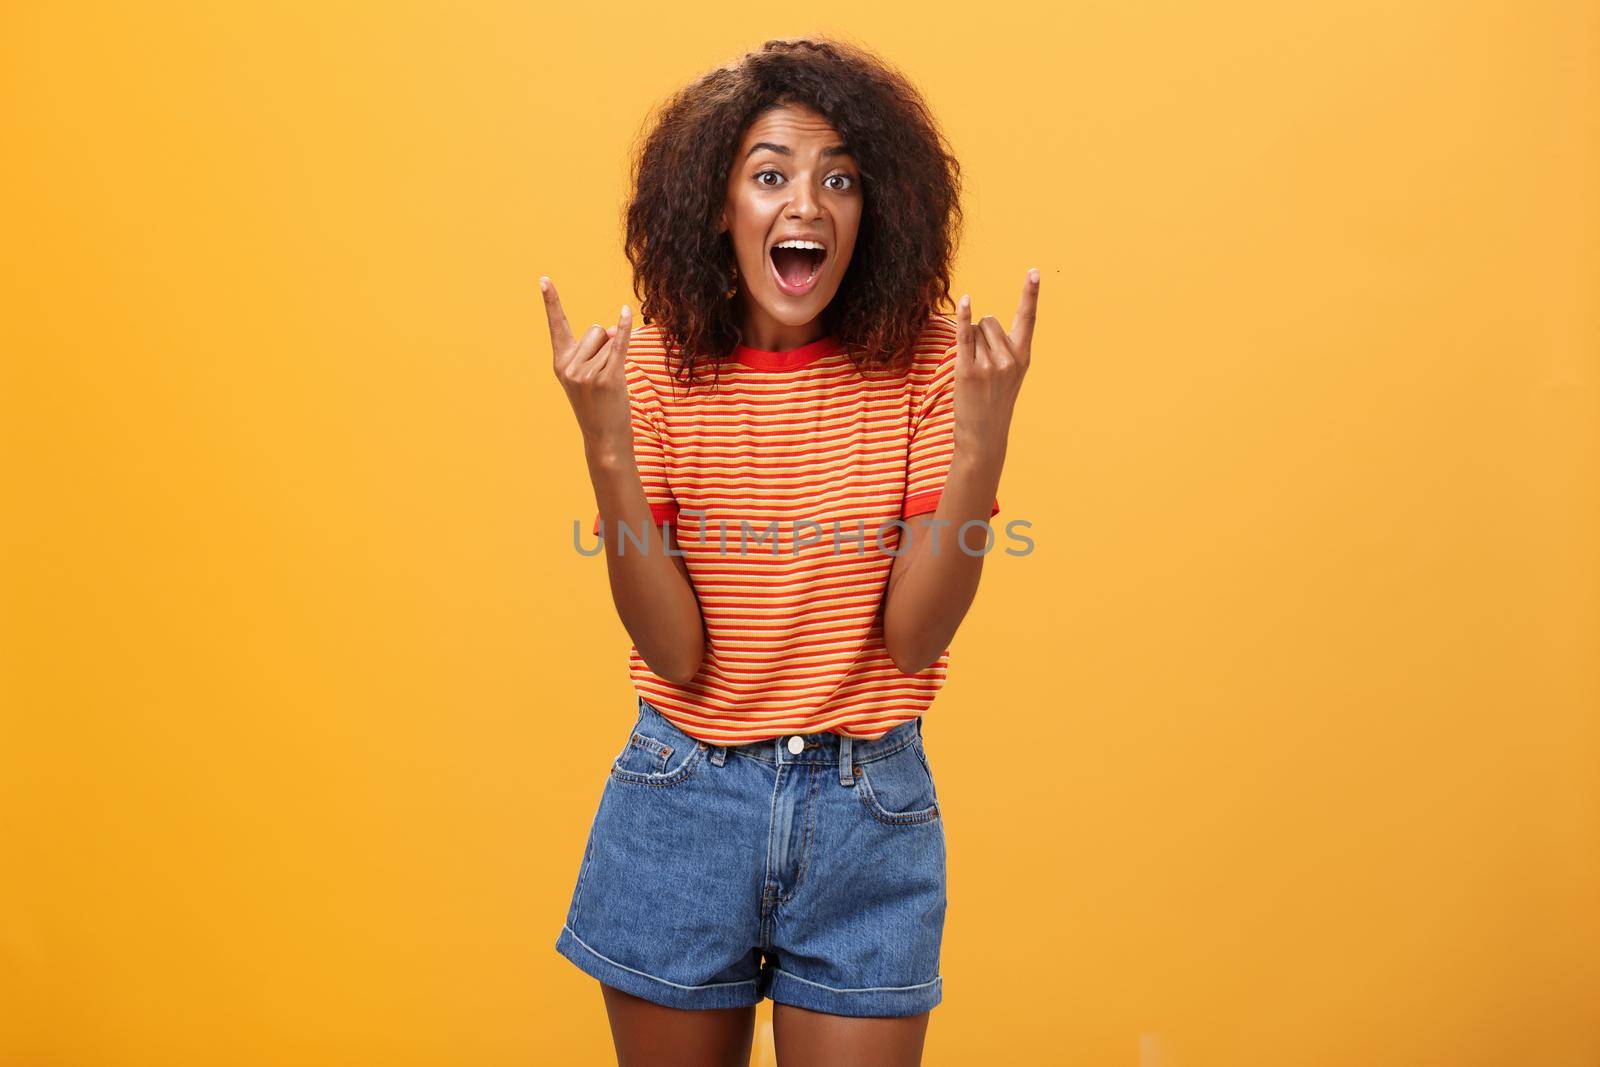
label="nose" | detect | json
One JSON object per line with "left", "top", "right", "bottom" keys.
{"left": 785, "top": 179, "right": 823, "bottom": 221}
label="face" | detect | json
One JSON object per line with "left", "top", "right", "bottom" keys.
{"left": 719, "top": 103, "right": 863, "bottom": 350}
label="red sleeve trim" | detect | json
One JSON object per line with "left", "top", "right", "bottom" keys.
{"left": 901, "top": 492, "right": 1001, "bottom": 519}
{"left": 592, "top": 503, "right": 681, "bottom": 537}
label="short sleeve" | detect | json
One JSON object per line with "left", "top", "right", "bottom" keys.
{"left": 592, "top": 365, "right": 680, "bottom": 536}
{"left": 901, "top": 342, "right": 1001, "bottom": 520}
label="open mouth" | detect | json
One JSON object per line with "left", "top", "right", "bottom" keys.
{"left": 768, "top": 240, "right": 828, "bottom": 296}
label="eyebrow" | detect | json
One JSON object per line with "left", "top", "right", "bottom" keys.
{"left": 744, "top": 141, "right": 854, "bottom": 161}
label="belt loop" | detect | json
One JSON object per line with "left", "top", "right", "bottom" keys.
{"left": 710, "top": 743, "right": 727, "bottom": 767}
{"left": 839, "top": 735, "right": 854, "bottom": 787}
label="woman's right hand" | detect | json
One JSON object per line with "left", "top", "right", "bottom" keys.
{"left": 540, "top": 275, "right": 633, "bottom": 453}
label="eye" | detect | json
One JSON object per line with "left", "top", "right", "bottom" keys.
{"left": 755, "top": 169, "right": 783, "bottom": 187}
{"left": 826, "top": 173, "right": 857, "bottom": 191}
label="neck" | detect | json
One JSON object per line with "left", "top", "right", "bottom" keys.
{"left": 735, "top": 298, "right": 830, "bottom": 352}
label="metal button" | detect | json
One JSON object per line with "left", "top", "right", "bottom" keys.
{"left": 787, "top": 735, "right": 805, "bottom": 754}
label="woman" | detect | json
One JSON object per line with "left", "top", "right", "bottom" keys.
{"left": 541, "top": 37, "right": 1037, "bottom": 1066}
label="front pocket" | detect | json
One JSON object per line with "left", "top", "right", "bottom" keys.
{"left": 610, "top": 733, "right": 706, "bottom": 788}
{"left": 612, "top": 730, "right": 674, "bottom": 777}
{"left": 853, "top": 741, "right": 940, "bottom": 825}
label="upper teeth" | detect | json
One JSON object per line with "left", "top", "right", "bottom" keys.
{"left": 774, "top": 240, "right": 825, "bottom": 251}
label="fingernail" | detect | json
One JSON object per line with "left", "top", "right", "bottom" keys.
{"left": 539, "top": 276, "right": 549, "bottom": 292}
{"left": 1029, "top": 269, "right": 1040, "bottom": 284}
{"left": 621, "top": 304, "right": 630, "bottom": 319}
{"left": 960, "top": 294, "right": 970, "bottom": 310}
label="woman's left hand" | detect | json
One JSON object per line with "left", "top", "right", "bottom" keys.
{"left": 952, "top": 268, "right": 1038, "bottom": 459}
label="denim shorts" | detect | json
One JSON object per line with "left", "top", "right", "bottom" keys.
{"left": 554, "top": 696, "right": 947, "bottom": 1017}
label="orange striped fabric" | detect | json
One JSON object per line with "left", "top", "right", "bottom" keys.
{"left": 590, "top": 315, "right": 1000, "bottom": 744}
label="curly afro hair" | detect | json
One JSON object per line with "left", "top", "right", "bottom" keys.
{"left": 623, "top": 36, "right": 963, "bottom": 389}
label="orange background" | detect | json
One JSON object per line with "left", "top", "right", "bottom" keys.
{"left": 3, "top": 2, "right": 1597, "bottom": 1064}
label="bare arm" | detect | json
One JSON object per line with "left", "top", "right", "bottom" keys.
{"left": 882, "top": 270, "right": 1037, "bottom": 674}
{"left": 882, "top": 448, "right": 1004, "bottom": 674}
{"left": 587, "top": 439, "right": 704, "bottom": 684}
{"left": 543, "top": 276, "right": 704, "bottom": 684}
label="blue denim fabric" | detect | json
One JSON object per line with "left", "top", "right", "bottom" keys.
{"left": 555, "top": 696, "right": 946, "bottom": 1017}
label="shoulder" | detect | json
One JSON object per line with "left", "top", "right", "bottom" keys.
{"left": 904, "top": 314, "right": 961, "bottom": 397}
{"left": 624, "top": 321, "right": 672, "bottom": 369}
{"left": 915, "top": 314, "right": 960, "bottom": 355}
{"left": 621, "top": 321, "right": 677, "bottom": 398}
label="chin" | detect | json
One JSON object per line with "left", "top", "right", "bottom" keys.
{"left": 763, "top": 295, "right": 833, "bottom": 325}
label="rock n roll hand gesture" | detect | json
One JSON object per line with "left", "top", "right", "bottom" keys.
{"left": 540, "top": 275, "right": 634, "bottom": 452}
{"left": 952, "top": 268, "right": 1039, "bottom": 458}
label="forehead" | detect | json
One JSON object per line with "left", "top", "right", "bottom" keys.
{"left": 735, "top": 104, "right": 846, "bottom": 154}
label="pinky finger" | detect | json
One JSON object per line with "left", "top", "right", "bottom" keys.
{"left": 606, "top": 304, "right": 633, "bottom": 369}
{"left": 954, "top": 294, "right": 975, "bottom": 368}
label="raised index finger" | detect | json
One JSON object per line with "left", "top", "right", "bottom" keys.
{"left": 538, "top": 276, "right": 575, "bottom": 357}
{"left": 1009, "top": 267, "right": 1040, "bottom": 355}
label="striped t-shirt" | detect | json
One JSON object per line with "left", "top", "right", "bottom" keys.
{"left": 590, "top": 315, "right": 1000, "bottom": 744}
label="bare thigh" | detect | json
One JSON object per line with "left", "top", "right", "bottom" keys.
{"left": 772, "top": 1002, "right": 930, "bottom": 1067}
{"left": 599, "top": 982, "right": 756, "bottom": 1067}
